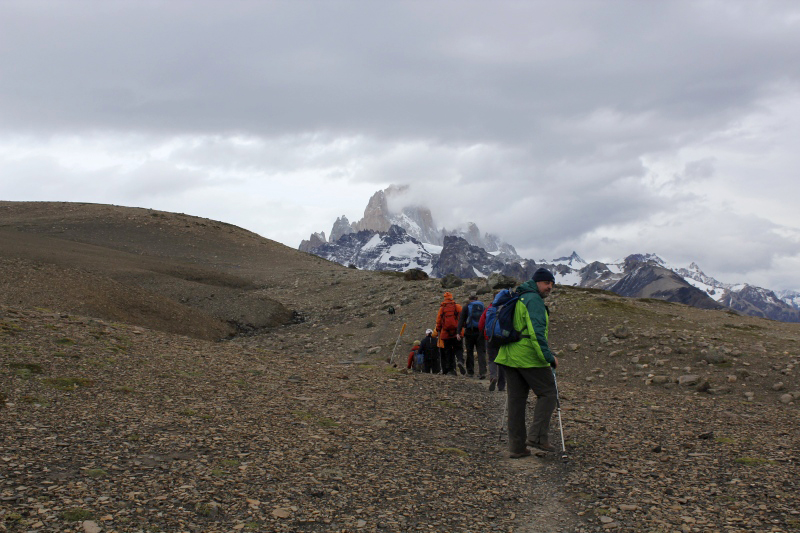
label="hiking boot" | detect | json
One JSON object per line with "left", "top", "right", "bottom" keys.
{"left": 527, "top": 439, "right": 557, "bottom": 453}
{"left": 488, "top": 378, "right": 497, "bottom": 392}
{"left": 509, "top": 448, "right": 531, "bottom": 459}
{"left": 457, "top": 362, "right": 466, "bottom": 375}
{"left": 478, "top": 374, "right": 486, "bottom": 380}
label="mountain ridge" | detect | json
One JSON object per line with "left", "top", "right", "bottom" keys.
{"left": 299, "top": 188, "right": 800, "bottom": 322}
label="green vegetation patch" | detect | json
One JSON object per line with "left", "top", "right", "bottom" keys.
{"left": 9, "top": 362, "right": 44, "bottom": 374}
{"left": 714, "top": 437, "right": 736, "bottom": 444}
{"left": 84, "top": 468, "right": 108, "bottom": 478}
{"left": 0, "top": 321, "right": 24, "bottom": 335}
{"left": 55, "top": 337, "right": 76, "bottom": 346}
{"left": 438, "top": 447, "right": 468, "bottom": 457}
{"left": 20, "top": 395, "right": 49, "bottom": 406}
{"left": 734, "top": 456, "right": 774, "bottom": 466}
{"left": 62, "top": 508, "right": 93, "bottom": 521}
{"left": 435, "top": 400, "right": 458, "bottom": 409}
{"left": 43, "top": 377, "right": 94, "bottom": 390}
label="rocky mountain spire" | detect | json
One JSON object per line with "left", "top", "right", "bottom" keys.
{"left": 330, "top": 215, "right": 355, "bottom": 243}
{"left": 298, "top": 231, "right": 326, "bottom": 253}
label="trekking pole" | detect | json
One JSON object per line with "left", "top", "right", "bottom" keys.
{"left": 497, "top": 391, "right": 507, "bottom": 441}
{"left": 552, "top": 368, "right": 568, "bottom": 464}
{"left": 388, "top": 323, "right": 407, "bottom": 365}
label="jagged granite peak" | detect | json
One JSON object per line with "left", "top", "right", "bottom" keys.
{"left": 298, "top": 231, "right": 326, "bottom": 253}
{"left": 431, "top": 235, "right": 526, "bottom": 280}
{"left": 442, "top": 222, "right": 518, "bottom": 257}
{"left": 578, "top": 261, "right": 620, "bottom": 288}
{"left": 312, "top": 225, "right": 435, "bottom": 273}
{"left": 352, "top": 189, "right": 393, "bottom": 233}
{"left": 674, "top": 262, "right": 733, "bottom": 298}
{"left": 720, "top": 285, "right": 800, "bottom": 322}
{"left": 330, "top": 215, "right": 355, "bottom": 243}
{"left": 609, "top": 261, "right": 723, "bottom": 310}
{"left": 623, "top": 253, "right": 666, "bottom": 268}
{"left": 352, "top": 186, "right": 442, "bottom": 245}
{"left": 551, "top": 251, "right": 586, "bottom": 267}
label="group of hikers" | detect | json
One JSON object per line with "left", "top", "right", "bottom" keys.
{"left": 405, "top": 267, "right": 560, "bottom": 459}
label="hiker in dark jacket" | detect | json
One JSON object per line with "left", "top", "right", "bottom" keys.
{"left": 419, "top": 329, "right": 440, "bottom": 374}
{"left": 457, "top": 292, "right": 487, "bottom": 379}
{"left": 478, "top": 294, "right": 505, "bottom": 392}
{"left": 495, "top": 268, "right": 559, "bottom": 459}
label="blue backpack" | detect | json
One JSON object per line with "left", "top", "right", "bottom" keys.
{"left": 414, "top": 349, "right": 425, "bottom": 369}
{"left": 485, "top": 289, "right": 530, "bottom": 347}
{"left": 466, "top": 300, "right": 485, "bottom": 329}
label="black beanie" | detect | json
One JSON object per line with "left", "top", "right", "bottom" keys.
{"left": 532, "top": 267, "right": 555, "bottom": 283}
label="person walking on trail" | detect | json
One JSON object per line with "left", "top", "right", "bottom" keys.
{"left": 419, "top": 329, "right": 440, "bottom": 374}
{"left": 406, "top": 340, "right": 422, "bottom": 371}
{"left": 495, "top": 268, "right": 559, "bottom": 458}
{"left": 434, "top": 291, "right": 463, "bottom": 376}
{"left": 478, "top": 292, "right": 505, "bottom": 392}
{"left": 457, "top": 292, "right": 487, "bottom": 379}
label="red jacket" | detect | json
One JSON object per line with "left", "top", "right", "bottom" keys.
{"left": 478, "top": 305, "right": 491, "bottom": 340}
{"left": 435, "top": 292, "right": 462, "bottom": 340}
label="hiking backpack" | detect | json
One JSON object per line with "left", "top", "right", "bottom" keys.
{"left": 440, "top": 302, "right": 460, "bottom": 336}
{"left": 466, "top": 300, "right": 485, "bottom": 330}
{"left": 414, "top": 349, "right": 425, "bottom": 370}
{"left": 485, "top": 289, "right": 530, "bottom": 347}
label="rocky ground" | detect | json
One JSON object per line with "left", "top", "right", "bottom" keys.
{"left": 1, "top": 202, "right": 799, "bottom": 532}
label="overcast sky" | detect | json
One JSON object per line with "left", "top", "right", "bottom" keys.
{"left": 2, "top": 1, "right": 800, "bottom": 291}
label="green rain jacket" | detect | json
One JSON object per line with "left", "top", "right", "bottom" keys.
{"left": 494, "top": 280, "right": 554, "bottom": 368}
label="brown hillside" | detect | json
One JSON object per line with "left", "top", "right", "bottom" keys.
{"left": 1, "top": 201, "right": 799, "bottom": 532}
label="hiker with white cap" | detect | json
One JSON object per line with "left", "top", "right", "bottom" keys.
{"left": 418, "top": 328, "right": 440, "bottom": 373}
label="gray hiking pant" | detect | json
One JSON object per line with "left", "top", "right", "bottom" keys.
{"left": 503, "top": 366, "right": 557, "bottom": 454}
{"left": 486, "top": 340, "right": 505, "bottom": 390}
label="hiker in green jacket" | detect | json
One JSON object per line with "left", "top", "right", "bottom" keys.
{"left": 495, "top": 268, "right": 559, "bottom": 458}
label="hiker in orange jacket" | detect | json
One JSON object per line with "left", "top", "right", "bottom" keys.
{"left": 434, "top": 292, "right": 463, "bottom": 376}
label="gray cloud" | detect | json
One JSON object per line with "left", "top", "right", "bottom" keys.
{"left": 1, "top": 1, "right": 800, "bottom": 290}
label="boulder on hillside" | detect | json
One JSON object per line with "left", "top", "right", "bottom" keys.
{"left": 404, "top": 268, "right": 429, "bottom": 281}
{"left": 441, "top": 273, "right": 464, "bottom": 289}
{"left": 487, "top": 273, "right": 519, "bottom": 289}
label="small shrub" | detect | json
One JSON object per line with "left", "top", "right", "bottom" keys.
{"left": 438, "top": 447, "right": 468, "bottom": 457}
{"left": 220, "top": 458, "right": 240, "bottom": 467}
{"left": 317, "top": 417, "right": 339, "bottom": 428}
{"left": 9, "top": 362, "right": 44, "bottom": 375}
{"left": 55, "top": 338, "right": 76, "bottom": 346}
{"left": 180, "top": 408, "right": 197, "bottom": 416}
{"left": 365, "top": 321, "right": 376, "bottom": 328}
{"left": 84, "top": 468, "right": 108, "bottom": 478}
{"left": 62, "top": 508, "right": 93, "bottom": 521}
{"left": 714, "top": 437, "right": 736, "bottom": 444}
{"left": 435, "top": 400, "right": 458, "bottom": 408}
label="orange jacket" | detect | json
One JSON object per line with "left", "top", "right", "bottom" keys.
{"left": 435, "top": 292, "right": 462, "bottom": 340}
